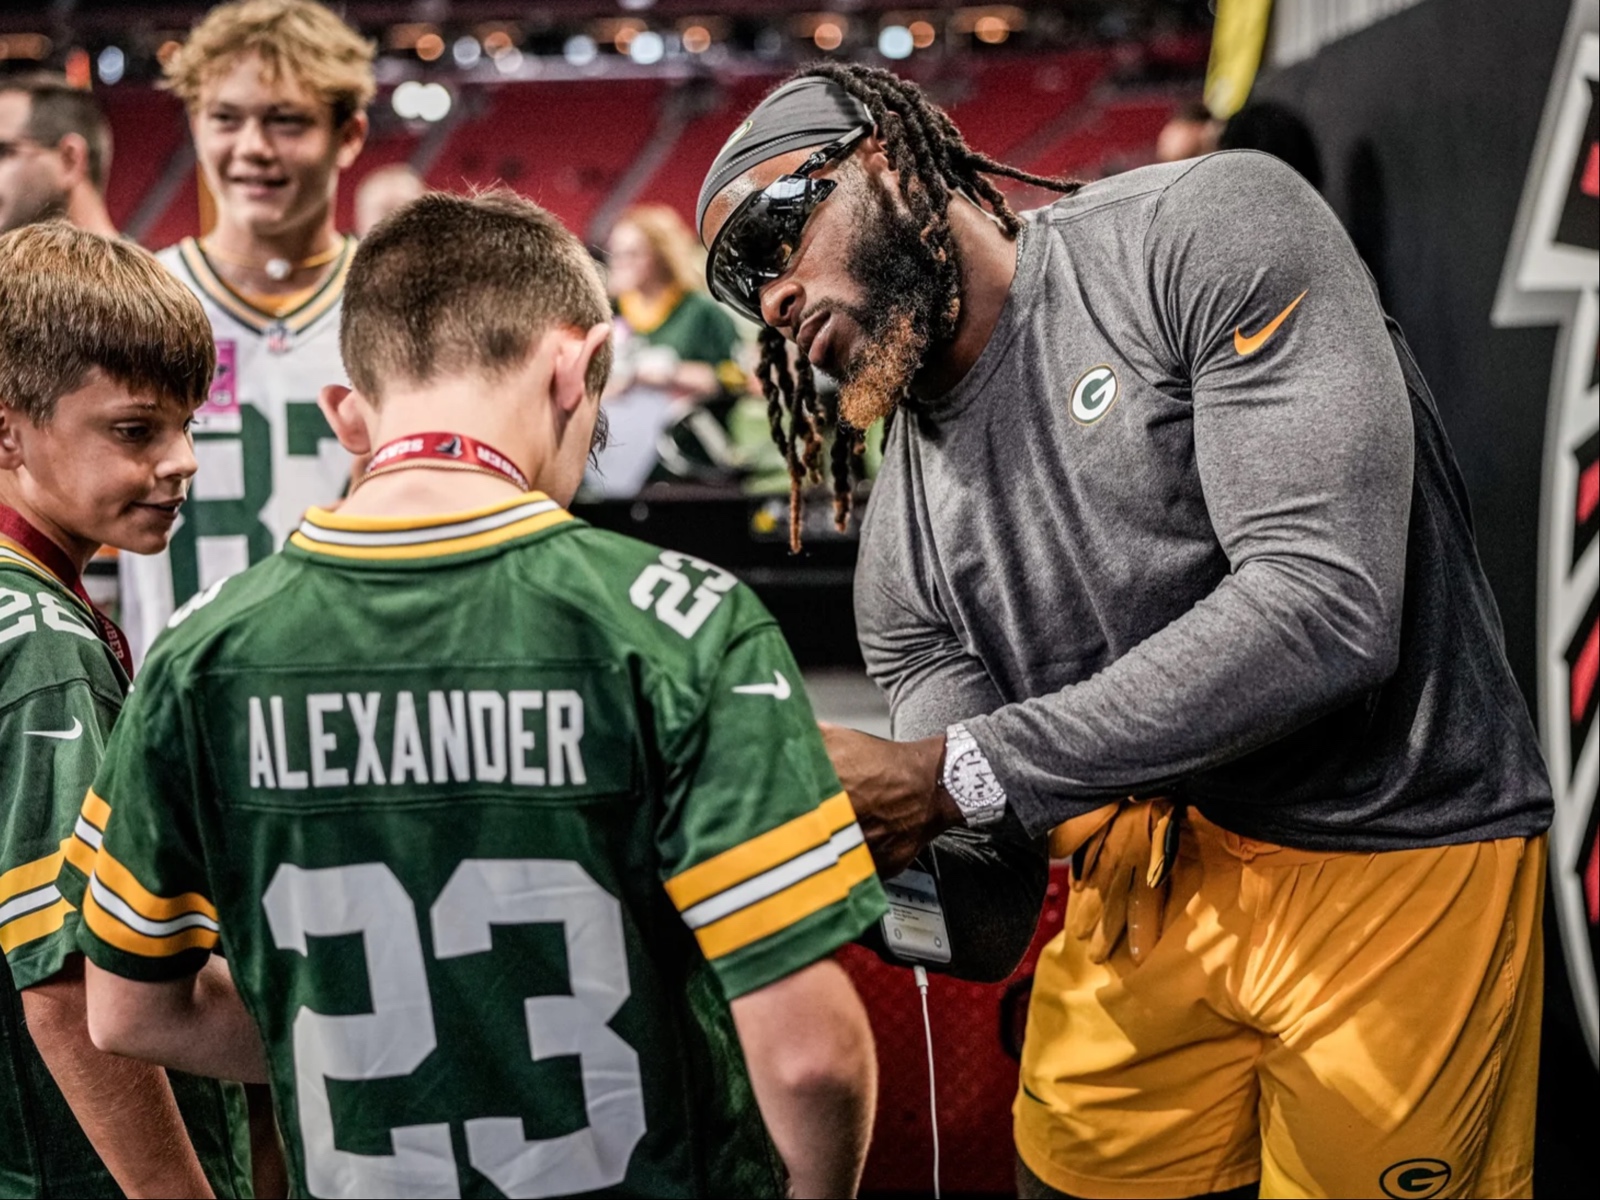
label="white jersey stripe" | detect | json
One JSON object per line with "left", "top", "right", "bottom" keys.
{"left": 296, "top": 498, "right": 560, "bottom": 547}
{"left": 680, "top": 823, "right": 866, "bottom": 930}
{"left": 89, "top": 872, "right": 219, "bottom": 938}
{"left": 0, "top": 884, "right": 63, "bottom": 928}
{"left": 74, "top": 815, "right": 104, "bottom": 851}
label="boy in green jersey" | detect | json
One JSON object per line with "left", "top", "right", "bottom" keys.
{"left": 0, "top": 223, "right": 253, "bottom": 1196}
{"left": 75, "top": 191, "right": 887, "bottom": 1199}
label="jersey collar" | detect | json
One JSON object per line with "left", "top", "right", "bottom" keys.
{"left": 288, "top": 493, "right": 574, "bottom": 561}
{"left": 176, "top": 236, "right": 355, "bottom": 337}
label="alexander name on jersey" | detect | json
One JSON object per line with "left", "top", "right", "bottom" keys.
{"left": 246, "top": 687, "right": 587, "bottom": 791}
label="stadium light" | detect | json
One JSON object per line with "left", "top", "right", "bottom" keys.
{"left": 974, "top": 15, "right": 1009, "bottom": 44}
{"left": 878, "top": 25, "right": 914, "bottom": 59}
{"left": 392, "top": 80, "right": 423, "bottom": 119}
{"left": 415, "top": 83, "right": 452, "bottom": 122}
{"left": 682, "top": 25, "right": 711, "bottom": 54}
{"left": 563, "top": 34, "right": 598, "bottom": 66}
{"left": 910, "top": 20, "right": 937, "bottom": 49}
{"left": 97, "top": 45, "right": 125, "bottom": 85}
{"left": 629, "top": 31, "right": 665, "bottom": 65}
{"left": 813, "top": 20, "right": 844, "bottom": 52}
{"left": 415, "top": 32, "right": 445, "bottom": 62}
{"left": 493, "top": 47, "right": 524, "bottom": 74}
{"left": 452, "top": 36, "right": 482, "bottom": 68}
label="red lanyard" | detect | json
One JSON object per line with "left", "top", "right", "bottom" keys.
{"left": 359, "top": 432, "right": 531, "bottom": 492}
{"left": 0, "top": 504, "right": 135, "bottom": 681}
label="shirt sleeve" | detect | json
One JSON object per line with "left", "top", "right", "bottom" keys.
{"left": 965, "top": 151, "right": 1415, "bottom": 835}
{"left": 853, "top": 518, "right": 1049, "bottom": 982}
{"left": 656, "top": 620, "right": 888, "bottom": 999}
{"left": 0, "top": 680, "right": 117, "bottom": 989}
{"left": 71, "top": 654, "right": 219, "bottom": 983}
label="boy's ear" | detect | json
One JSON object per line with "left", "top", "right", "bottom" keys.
{"left": 551, "top": 322, "right": 614, "bottom": 414}
{"left": 54, "top": 133, "right": 94, "bottom": 191}
{"left": 317, "top": 384, "right": 373, "bottom": 457}
{"left": 335, "top": 111, "right": 369, "bottom": 172}
{"left": 0, "top": 406, "right": 27, "bottom": 472}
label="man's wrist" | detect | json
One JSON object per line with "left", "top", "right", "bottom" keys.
{"left": 939, "top": 721, "right": 1009, "bottom": 828}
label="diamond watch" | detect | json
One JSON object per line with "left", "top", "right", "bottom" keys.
{"left": 941, "top": 722, "right": 1008, "bottom": 827}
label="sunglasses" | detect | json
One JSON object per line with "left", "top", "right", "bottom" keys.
{"left": 706, "top": 126, "right": 869, "bottom": 325}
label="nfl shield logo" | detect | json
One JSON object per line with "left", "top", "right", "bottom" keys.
{"left": 266, "top": 321, "right": 293, "bottom": 355}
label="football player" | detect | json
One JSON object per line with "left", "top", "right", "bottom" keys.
{"left": 121, "top": 0, "right": 374, "bottom": 665}
{"left": 76, "top": 191, "right": 885, "bottom": 1199}
{"left": 0, "top": 224, "right": 250, "bottom": 1197}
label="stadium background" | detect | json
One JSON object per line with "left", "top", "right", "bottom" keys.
{"left": 2, "top": 0, "right": 1593, "bottom": 1193}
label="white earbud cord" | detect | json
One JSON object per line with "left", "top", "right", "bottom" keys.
{"left": 913, "top": 964, "right": 940, "bottom": 1199}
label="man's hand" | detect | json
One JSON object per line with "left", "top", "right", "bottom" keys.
{"left": 818, "top": 723, "right": 964, "bottom": 877}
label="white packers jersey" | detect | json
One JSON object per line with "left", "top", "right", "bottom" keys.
{"left": 122, "top": 237, "right": 355, "bottom": 663}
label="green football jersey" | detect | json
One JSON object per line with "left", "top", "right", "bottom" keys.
{"left": 0, "top": 541, "right": 251, "bottom": 1199}
{"left": 74, "top": 493, "right": 887, "bottom": 1199}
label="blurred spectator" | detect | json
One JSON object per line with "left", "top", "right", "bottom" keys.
{"left": 1155, "top": 100, "right": 1223, "bottom": 163}
{"left": 1221, "top": 99, "right": 1325, "bottom": 192}
{"left": 0, "top": 73, "right": 115, "bottom": 236}
{"left": 589, "top": 204, "right": 748, "bottom": 496}
{"left": 354, "top": 162, "right": 427, "bottom": 236}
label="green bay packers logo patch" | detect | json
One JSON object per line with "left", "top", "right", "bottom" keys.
{"left": 1379, "top": 1159, "right": 1452, "bottom": 1199}
{"left": 1070, "top": 365, "right": 1119, "bottom": 424}
{"left": 719, "top": 119, "right": 754, "bottom": 155}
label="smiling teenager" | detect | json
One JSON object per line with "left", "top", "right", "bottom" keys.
{"left": 0, "top": 223, "right": 251, "bottom": 1198}
{"left": 119, "top": 0, "right": 374, "bottom": 666}
{"left": 699, "top": 66, "right": 1553, "bottom": 1200}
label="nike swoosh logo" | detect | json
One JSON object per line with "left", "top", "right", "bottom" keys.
{"left": 25, "top": 718, "right": 83, "bottom": 741}
{"left": 732, "top": 671, "right": 792, "bottom": 700}
{"left": 1234, "top": 289, "right": 1308, "bottom": 355}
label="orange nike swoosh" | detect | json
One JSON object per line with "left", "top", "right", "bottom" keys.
{"left": 1234, "top": 290, "right": 1308, "bottom": 355}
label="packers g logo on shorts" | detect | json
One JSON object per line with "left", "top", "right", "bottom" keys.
{"left": 1379, "top": 1159, "right": 1452, "bottom": 1199}
{"left": 1070, "top": 365, "right": 1119, "bottom": 424}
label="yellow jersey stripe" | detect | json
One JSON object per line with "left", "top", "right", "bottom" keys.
{"left": 302, "top": 492, "right": 558, "bottom": 534}
{"left": 80, "top": 789, "right": 111, "bottom": 833}
{"left": 0, "top": 539, "right": 59, "bottom": 584}
{"left": 666, "top": 793, "right": 856, "bottom": 911}
{"left": 0, "top": 898, "right": 72, "bottom": 954}
{"left": 694, "top": 843, "right": 876, "bottom": 961}
{"left": 177, "top": 237, "right": 353, "bottom": 334}
{"left": 82, "top": 888, "right": 219, "bottom": 958}
{"left": 92, "top": 848, "right": 218, "bottom": 923}
{"left": 289, "top": 509, "right": 572, "bottom": 561}
{"left": 0, "top": 851, "right": 63, "bottom": 905}
{"left": 60, "top": 834, "right": 96, "bottom": 877}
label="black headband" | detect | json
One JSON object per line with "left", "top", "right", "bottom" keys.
{"left": 695, "top": 76, "right": 873, "bottom": 237}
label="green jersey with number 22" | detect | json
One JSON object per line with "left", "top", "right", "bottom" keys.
{"left": 73, "top": 493, "right": 887, "bottom": 1199}
{"left": 121, "top": 238, "right": 356, "bottom": 664}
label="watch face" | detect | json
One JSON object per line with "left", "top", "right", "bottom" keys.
{"left": 951, "top": 748, "right": 1004, "bottom": 807}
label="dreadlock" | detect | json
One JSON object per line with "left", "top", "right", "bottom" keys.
{"left": 762, "top": 62, "right": 1081, "bottom": 551}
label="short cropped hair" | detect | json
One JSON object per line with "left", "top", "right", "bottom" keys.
{"left": 0, "top": 223, "right": 214, "bottom": 423}
{"left": 164, "top": 0, "right": 376, "bottom": 129}
{"left": 342, "top": 190, "right": 612, "bottom": 401}
{"left": 0, "top": 74, "right": 112, "bottom": 190}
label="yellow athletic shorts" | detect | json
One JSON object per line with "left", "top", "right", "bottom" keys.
{"left": 1014, "top": 811, "right": 1545, "bottom": 1199}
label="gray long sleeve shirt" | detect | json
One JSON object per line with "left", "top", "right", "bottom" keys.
{"left": 857, "top": 151, "right": 1551, "bottom": 851}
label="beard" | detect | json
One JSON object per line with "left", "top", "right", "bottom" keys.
{"left": 827, "top": 182, "right": 952, "bottom": 430}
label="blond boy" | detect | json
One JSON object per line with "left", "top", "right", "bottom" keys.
{"left": 0, "top": 222, "right": 251, "bottom": 1197}
{"left": 122, "top": 0, "right": 374, "bottom": 664}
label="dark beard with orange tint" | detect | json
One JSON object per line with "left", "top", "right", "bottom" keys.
{"left": 830, "top": 183, "right": 951, "bottom": 430}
